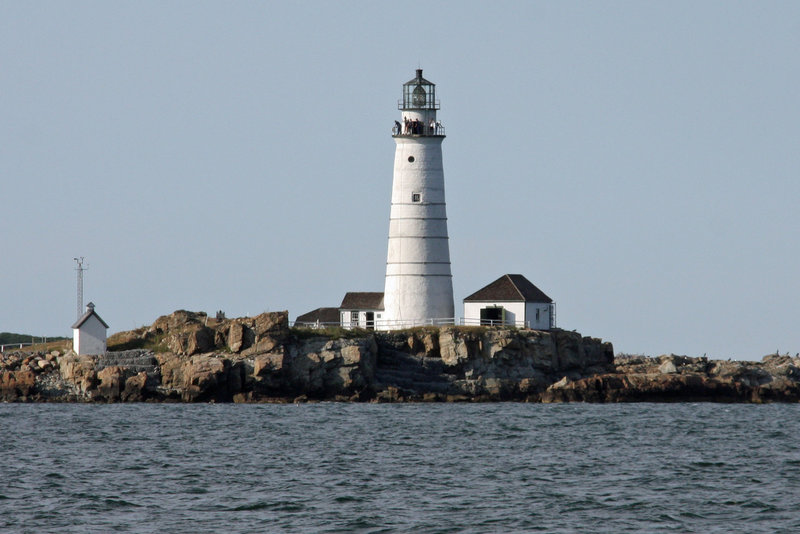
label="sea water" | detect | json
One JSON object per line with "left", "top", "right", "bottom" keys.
{"left": 1, "top": 403, "right": 799, "bottom": 533}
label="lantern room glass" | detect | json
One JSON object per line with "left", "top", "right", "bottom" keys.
{"left": 400, "top": 69, "right": 439, "bottom": 110}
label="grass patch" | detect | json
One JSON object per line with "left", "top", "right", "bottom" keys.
{"left": 290, "top": 326, "right": 373, "bottom": 340}
{"left": 1, "top": 333, "right": 69, "bottom": 345}
{"left": 290, "top": 324, "right": 503, "bottom": 340}
{"left": 5, "top": 339, "right": 72, "bottom": 353}
{"left": 107, "top": 330, "right": 169, "bottom": 353}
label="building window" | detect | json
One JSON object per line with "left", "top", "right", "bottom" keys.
{"left": 536, "top": 308, "right": 540, "bottom": 322}
{"left": 408, "top": 156, "right": 415, "bottom": 163}
{"left": 412, "top": 193, "right": 421, "bottom": 202}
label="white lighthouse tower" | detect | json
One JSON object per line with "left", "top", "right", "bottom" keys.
{"left": 381, "top": 69, "right": 454, "bottom": 329}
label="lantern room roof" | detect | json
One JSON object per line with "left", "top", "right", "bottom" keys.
{"left": 404, "top": 69, "right": 433, "bottom": 86}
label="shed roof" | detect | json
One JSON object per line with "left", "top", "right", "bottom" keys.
{"left": 463, "top": 274, "right": 552, "bottom": 303}
{"left": 71, "top": 307, "right": 110, "bottom": 329}
{"left": 294, "top": 307, "right": 340, "bottom": 324}
{"left": 339, "top": 292, "right": 385, "bottom": 310}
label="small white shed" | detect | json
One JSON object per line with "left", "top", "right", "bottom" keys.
{"left": 463, "top": 274, "right": 555, "bottom": 329}
{"left": 72, "top": 302, "right": 109, "bottom": 355}
{"left": 339, "top": 292, "right": 384, "bottom": 330}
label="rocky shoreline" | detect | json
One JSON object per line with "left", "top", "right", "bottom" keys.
{"left": 1, "top": 310, "right": 798, "bottom": 403}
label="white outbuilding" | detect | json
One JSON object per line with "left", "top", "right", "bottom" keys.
{"left": 463, "top": 274, "right": 555, "bottom": 329}
{"left": 71, "top": 302, "right": 109, "bottom": 355}
{"left": 339, "top": 292, "right": 384, "bottom": 330}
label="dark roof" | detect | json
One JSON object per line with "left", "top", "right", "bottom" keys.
{"left": 71, "top": 307, "right": 110, "bottom": 329}
{"left": 294, "top": 307, "right": 340, "bottom": 324}
{"left": 404, "top": 68, "right": 433, "bottom": 86}
{"left": 339, "top": 292, "right": 384, "bottom": 310}
{"left": 464, "top": 274, "right": 552, "bottom": 303}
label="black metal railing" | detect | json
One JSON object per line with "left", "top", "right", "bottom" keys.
{"left": 391, "top": 122, "right": 445, "bottom": 136}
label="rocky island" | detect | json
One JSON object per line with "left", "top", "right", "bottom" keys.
{"left": 1, "top": 310, "right": 798, "bottom": 403}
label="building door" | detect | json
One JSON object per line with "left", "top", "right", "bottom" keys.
{"left": 480, "top": 306, "right": 504, "bottom": 326}
{"left": 365, "top": 312, "right": 375, "bottom": 330}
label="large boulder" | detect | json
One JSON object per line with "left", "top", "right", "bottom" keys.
{"left": 97, "top": 366, "right": 125, "bottom": 401}
{"left": 122, "top": 372, "right": 148, "bottom": 402}
{"left": 164, "top": 324, "right": 215, "bottom": 356}
{"left": 149, "top": 310, "right": 207, "bottom": 334}
{"left": 253, "top": 311, "right": 289, "bottom": 337}
{"left": 0, "top": 369, "right": 36, "bottom": 400}
{"left": 156, "top": 352, "right": 242, "bottom": 402}
{"left": 241, "top": 311, "right": 290, "bottom": 356}
{"left": 57, "top": 352, "right": 98, "bottom": 395}
{"left": 227, "top": 322, "right": 250, "bottom": 352}
{"left": 253, "top": 336, "right": 377, "bottom": 398}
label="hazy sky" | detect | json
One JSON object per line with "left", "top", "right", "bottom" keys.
{"left": 2, "top": 1, "right": 798, "bottom": 360}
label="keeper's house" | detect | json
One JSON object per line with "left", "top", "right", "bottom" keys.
{"left": 72, "top": 302, "right": 109, "bottom": 355}
{"left": 463, "top": 274, "right": 555, "bottom": 329}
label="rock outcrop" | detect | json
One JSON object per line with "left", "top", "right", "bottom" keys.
{"left": 541, "top": 353, "right": 800, "bottom": 403}
{"left": 373, "top": 326, "right": 614, "bottom": 401}
{"left": 2, "top": 310, "right": 797, "bottom": 403}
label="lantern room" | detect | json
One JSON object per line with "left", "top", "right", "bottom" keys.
{"left": 399, "top": 69, "right": 440, "bottom": 110}
{"left": 394, "top": 69, "right": 445, "bottom": 137}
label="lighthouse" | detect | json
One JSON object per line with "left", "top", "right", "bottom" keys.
{"left": 381, "top": 69, "right": 454, "bottom": 329}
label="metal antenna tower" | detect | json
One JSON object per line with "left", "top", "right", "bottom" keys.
{"left": 73, "top": 257, "right": 87, "bottom": 319}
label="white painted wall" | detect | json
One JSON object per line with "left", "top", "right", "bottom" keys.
{"left": 382, "top": 135, "right": 454, "bottom": 329}
{"left": 73, "top": 314, "right": 107, "bottom": 355}
{"left": 463, "top": 301, "right": 526, "bottom": 327}
{"left": 525, "top": 302, "right": 552, "bottom": 330}
{"left": 463, "top": 301, "right": 552, "bottom": 329}
{"left": 340, "top": 310, "right": 382, "bottom": 329}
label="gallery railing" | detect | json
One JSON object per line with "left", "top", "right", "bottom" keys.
{"left": 391, "top": 123, "right": 445, "bottom": 136}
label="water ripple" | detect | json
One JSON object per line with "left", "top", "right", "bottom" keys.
{"left": 1, "top": 403, "right": 799, "bottom": 533}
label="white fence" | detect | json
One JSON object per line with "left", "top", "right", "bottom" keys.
{"left": 0, "top": 339, "right": 54, "bottom": 352}
{"left": 292, "top": 317, "right": 545, "bottom": 330}
{"left": 292, "top": 318, "right": 456, "bottom": 330}
{"left": 458, "top": 317, "right": 530, "bottom": 328}
{"left": 376, "top": 317, "right": 455, "bottom": 329}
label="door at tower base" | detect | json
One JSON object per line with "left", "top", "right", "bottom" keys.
{"left": 463, "top": 274, "right": 555, "bottom": 330}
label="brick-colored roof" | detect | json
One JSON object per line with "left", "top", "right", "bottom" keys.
{"left": 463, "top": 274, "right": 552, "bottom": 303}
{"left": 339, "top": 292, "right": 384, "bottom": 310}
{"left": 294, "top": 307, "right": 340, "bottom": 324}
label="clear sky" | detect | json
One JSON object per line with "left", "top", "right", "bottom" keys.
{"left": 2, "top": 1, "right": 798, "bottom": 360}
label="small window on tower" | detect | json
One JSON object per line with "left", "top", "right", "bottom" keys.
{"left": 411, "top": 193, "right": 421, "bottom": 203}
{"left": 408, "top": 156, "right": 415, "bottom": 163}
